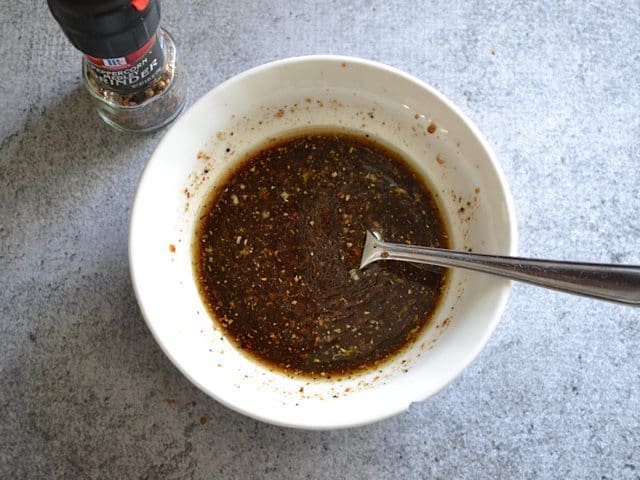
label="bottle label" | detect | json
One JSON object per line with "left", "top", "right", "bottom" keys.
{"left": 85, "top": 33, "right": 165, "bottom": 94}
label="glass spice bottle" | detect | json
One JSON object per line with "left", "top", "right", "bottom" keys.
{"left": 48, "top": 0, "right": 186, "bottom": 132}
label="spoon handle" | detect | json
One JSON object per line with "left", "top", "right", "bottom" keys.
{"left": 360, "top": 231, "right": 640, "bottom": 306}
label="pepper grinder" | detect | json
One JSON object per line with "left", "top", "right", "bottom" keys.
{"left": 48, "top": 0, "right": 187, "bottom": 132}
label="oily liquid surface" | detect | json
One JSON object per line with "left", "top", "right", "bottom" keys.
{"left": 194, "top": 131, "right": 449, "bottom": 377}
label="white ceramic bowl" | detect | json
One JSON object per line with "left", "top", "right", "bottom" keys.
{"left": 129, "top": 55, "right": 517, "bottom": 429}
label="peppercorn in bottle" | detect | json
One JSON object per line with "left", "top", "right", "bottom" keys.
{"left": 48, "top": 0, "right": 186, "bottom": 132}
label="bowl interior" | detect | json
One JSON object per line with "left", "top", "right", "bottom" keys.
{"left": 129, "top": 56, "right": 516, "bottom": 429}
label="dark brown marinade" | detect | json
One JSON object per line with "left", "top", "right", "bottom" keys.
{"left": 194, "top": 130, "right": 449, "bottom": 377}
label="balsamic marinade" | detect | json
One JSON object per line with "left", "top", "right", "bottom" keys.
{"left": 194, "top": 131, "right": 449, "bottom": 377}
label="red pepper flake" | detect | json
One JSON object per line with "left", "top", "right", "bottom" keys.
{"left": 169, "top": 244, "right": 176, "bottom": 253}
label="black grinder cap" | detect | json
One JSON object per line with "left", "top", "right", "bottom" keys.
{"left": 48, "top": 0, "right": 161, "bottom": 59}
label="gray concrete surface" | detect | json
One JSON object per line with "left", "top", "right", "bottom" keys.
{"left": 1, "top": 1, "right": 639, "bottom": 478}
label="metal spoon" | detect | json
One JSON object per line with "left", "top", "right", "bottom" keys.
{"left": 359, "top": 230, "right": 640, "bottom": 306}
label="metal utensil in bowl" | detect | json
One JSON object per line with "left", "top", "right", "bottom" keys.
{"left": 360, "top": 230, "right": 640, "bottom": 306}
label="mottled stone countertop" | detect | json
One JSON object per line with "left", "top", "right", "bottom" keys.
{"left": 1, "top": 1, "right": 638, "bottom": 478}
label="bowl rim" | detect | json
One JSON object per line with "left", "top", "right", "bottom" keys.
{"left": 129, "top": 54, "right": 518, "bottom": 429}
